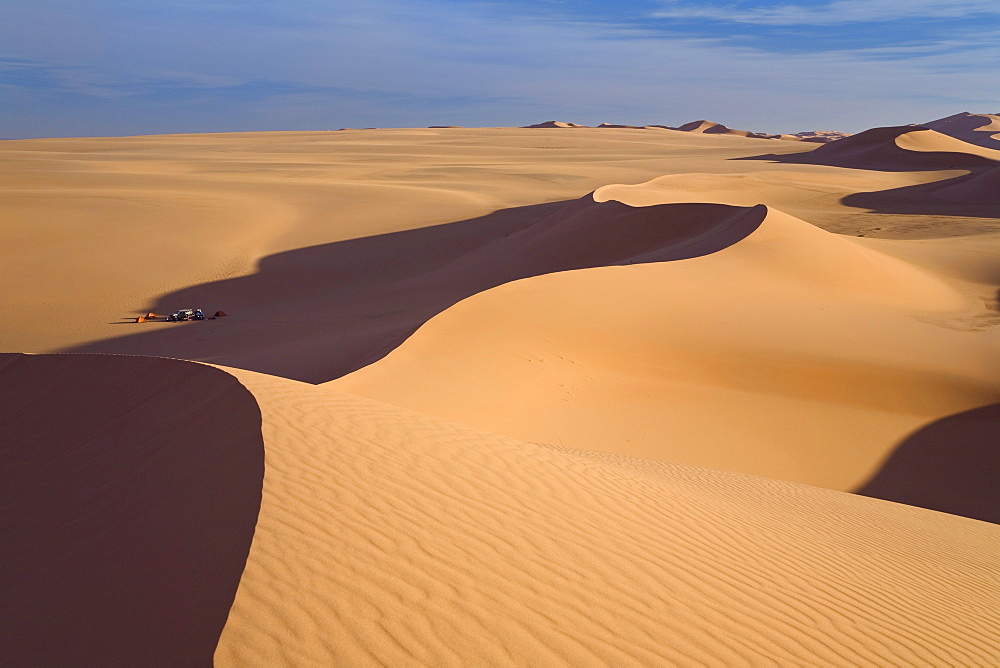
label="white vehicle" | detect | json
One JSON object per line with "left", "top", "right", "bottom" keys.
{"left": 167, "top": 308, "right": 205, "bottom": 322}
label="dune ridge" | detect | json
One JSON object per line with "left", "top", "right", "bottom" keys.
{"left": 54, "top": 196, "right": 767, "bottom": 383}
{"left": 771, "top": 125, "right": 1000, "bottom": 170}
{"left": 923, "top": 112, "right": 1000, "bottom": 149}
{"left": 333, "top": 196, "right": 1000, "bottom": 494}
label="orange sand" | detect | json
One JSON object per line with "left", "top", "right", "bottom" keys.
{"left": 1, "top": 119, "right": 998, "bottom": 664}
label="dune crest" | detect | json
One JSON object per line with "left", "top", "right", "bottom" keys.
{"left": 332, "top": 199, "right": 998, "bottom": 493}
{"left": 774, "top": 125, "right": 1000, "bottom": 170}
{"left": 923, "top": 112, "right": 1000, "bottom": 149}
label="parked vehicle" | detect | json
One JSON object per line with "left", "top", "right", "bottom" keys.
{"left": 167, "top": 308, "right": 204, "bottom": 322}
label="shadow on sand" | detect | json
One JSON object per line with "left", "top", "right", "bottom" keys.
{"left": 62, "top": 198, "right": 767, "bottom": 383}
{"left": 839, "top": 170, "right": 1000, "bottom": 219}
{"left": 855, "top": 402, "right": 1000, "bottom": 524}
{"left": 0, "top": 353, "right": 264, "bottom": 665}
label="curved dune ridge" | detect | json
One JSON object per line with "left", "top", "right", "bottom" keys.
{"left": 923, "top": 112, "right": 1000, "bottom": 149}
{"left": 59, "top": 196, "right": 767, "bottom": 383}
{"left": 0, "top": 353, "right": 264, "bottom": 667}
{"left": 592, "top": 170, "right": 943, "bottom": 209}
{"left": 215, "top": 366, "right": 1000, "bottom": 666}
{"left": 779, "top": 125, "right": 1000, "bottom": 170}
{"left": 333, "top": 194, "right": 1000, "bottom": 494}
{"left": 3, "top": 126, "right": 824, "bottom": 363}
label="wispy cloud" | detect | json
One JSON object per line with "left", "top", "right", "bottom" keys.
{"left": 652, "top": 0, "right": 1000, "bottom": 26}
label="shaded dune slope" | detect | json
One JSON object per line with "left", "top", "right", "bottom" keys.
{"left": 333, "top": 203, "right": 1000, "bottom": 496}
{"left": 218, "top": 368, "right": 1000, "bottom": 666}
{"left": 923, "top": 112, "right": 1000, "bottom": 149}
{"left": 856, "top": 402, "right": 1000, "bottom": 524}
{"left": 62, "top": 198, "right": 765, "bottom": 383}
{"left": 745, "top": 125, "right": 1000, "bottom": 171}
{"left": 842, "top": 165, "right": 1000, "bottom": 216}
{"left": 0, "top": 353, "right": 264, "bottom": 667}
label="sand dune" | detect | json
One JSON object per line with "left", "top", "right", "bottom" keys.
{"left": 214, "top": 364, "right": 1000, "bottom": 666}
{"left": 522, "top": 120, "right": 587, "bottom": 128}
{"left": 0, "top": 353, "right": 263, "bottom": 667}
{"left": 673, "top": 119, "right": 750, "bottom": 136}
{"left": 50, "top": 198, "right": 767, "bottom": 383}
{"left": 333, "top": 194, "right": 999, "bottom": 492}
{"left": 3, "top": 121, "right": 1000, "bottom": 664}
{"left": 2, "top": 353, "right": 994, "bottom": 665}
{"left": 773, "top": 125, "right": 1000, "bottom": 170}
{"left": 596, "top": 122, "right": 645, "bottom": 129}
{"left": 791, "top": 130, "right": 851, "bottom": 143}
{"left": 2, "top": 127, "right": 822, "bottom": 357}
{"left": 671, "top": 121, "right": 849, "bottom": 142}
{"left": 924, "top": 112, "right": 1000, "bottom": 149}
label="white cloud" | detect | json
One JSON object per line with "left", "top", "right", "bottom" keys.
{"left": 652, "top": 0, "right": 1000, "bottom": 25}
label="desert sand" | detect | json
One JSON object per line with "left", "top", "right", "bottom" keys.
{"left": 2, "top": 117, "right": 998, "bottom": 665}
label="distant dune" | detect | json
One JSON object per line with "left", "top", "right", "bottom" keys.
{"left": 670, "top": 120, "right": 850, "bottom": 142}
{"left": 791, "top": 130, "right": 852, "bottom": 142}
{"left": 673, "top": 119, "right": 751, "bottom": 136}
{"left": 522, "top": 120, "right": 588, "bottom": 128}
{"left": 518, "top": 119, "right": 851, "bottom": 141}
{"left": 923, "top": 111, "right": 1000, "bottom": 149}
{"left": 761, "top": 125, "right": 1000, "bottom": 170}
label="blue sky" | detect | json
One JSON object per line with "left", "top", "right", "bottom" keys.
{"left": 2, "top": 0, "right": 998, "bottom": 138}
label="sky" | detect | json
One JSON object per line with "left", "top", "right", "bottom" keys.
{"left": 1, "top": 0, "right": 998, "bottom": 138}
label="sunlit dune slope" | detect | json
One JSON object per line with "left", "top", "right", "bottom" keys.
{"left": 332, "top": 195, "right": 1000, "bottom": 493}
{"left": 0, "top": 353, "right": 263, "bottom": 667}
{"left": 217, "top": 365, "right": 1000, "bottom": 666}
